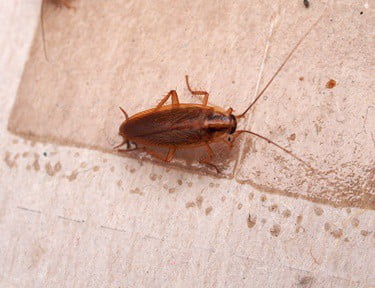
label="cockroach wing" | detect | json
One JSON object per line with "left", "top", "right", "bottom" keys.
{"left": 124, "top": 106, "right": 214, "bottom": 146}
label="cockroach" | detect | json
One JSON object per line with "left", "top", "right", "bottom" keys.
{"left": 115, "top": 16, "right": 323, "bottom": 172}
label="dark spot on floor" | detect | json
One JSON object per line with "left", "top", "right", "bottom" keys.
{"left": 331, "top": 228, "right": 343, "bottom": 238}
{"left": 268, "top": 204, "right": 278, "bottom": 212}
{"left": 205, "top": 206, "right": 213, "bottom": 215}
{"left": 185, "top": 201, "right": 195, "bottom": 208}
{"left": 351, "top": 218, "right": 359, "bottom": 227}
{"left": 282, "top": 209, "right": 291, "bottom": 218}
{"left": 247, "top": 214, "right": 257, "bottom": 228}
{"left": 314, "top": 207, "right": 324, "bottom": 216}
{"left": 270, "top": 224, "right": 281, "bottom": 237}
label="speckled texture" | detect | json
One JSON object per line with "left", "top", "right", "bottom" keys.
{"left": 1, "top": 0, "right": 374, "bottom": 287}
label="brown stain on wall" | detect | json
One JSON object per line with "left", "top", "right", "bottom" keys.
{"left": 205, "top": 206, "right": 213, "bottom": 215}
{"left": 33, "top": 158, "right": 40, "bottom": 171}
{"left": 325, "top": 79, "right": 337, "bottom": 89}
{"left": 168, "top": 188, "right": 176, "bottom": 193}
{"left": 282, "top": 209, "right": 291, "bottom": 218}
{"left": 247, "top": 214, "right": 257, "bottom": 228}
{"left": 270, "top": 224, "right": 281, "bottom": 237}
{"left": 130, "top": 188, "right": 143, "bottom": 195}
{"left": 331, "top": 228, "right": 343, "bottom": 238}
{"left": 4, "top": 151, "right": 17, "bottom": 168}
{"left": 45, "top": 161, "right": 62, "bottom": 176}
{"left": 196, "top": 196, "right": 203, "bottom": 209}
{"left": 66, "top": 170, "right": 78, "bottom": 181}
{"left": 313, "top": 206, "right": 324, "bottom": 216}
{"left": 185, "top": 201, "right": 195, "bottom": 208}
{"left": 268, "top": 204, "right": 278, "bottom": 212}
{"left": 351, "top": 218, "right": 360, "bottom": 227}
{"left": 298, "top": 276, "right": 314, "bottom": 286}
{"left": 360, "top": 230, "right": 370, "bottom": 237}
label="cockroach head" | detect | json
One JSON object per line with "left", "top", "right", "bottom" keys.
{"left": 229, "top": 114, "right": 237, "bottom": 134}
{"left": 119, "top": 121, "right": 126, "bottom": 136}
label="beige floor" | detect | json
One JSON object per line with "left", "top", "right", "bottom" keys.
{"left": 0, "top": 0, "right": 374, "bottom": 287}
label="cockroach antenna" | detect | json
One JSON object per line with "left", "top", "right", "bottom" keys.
{"left": 231, "top": 13, "right": 325, "bottom": 170}
{"left": 236, "top": 14, "right": 324, "bottom": 119}
{"left": 119, "top": 107, "right": 129, "bottom": 121}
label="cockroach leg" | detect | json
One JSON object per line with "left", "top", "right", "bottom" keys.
{"left": 199, "top": 143, "right": 220, "bottom": 173}
{"left": 155, "top": 90, "right": 179, "bottom": 110}
{"left": 114, "top": 141, "right": 126, "bottom": 149}
{"left": 233, "top": 130, "right": 314, "bottom": 170}
{"left": 115, "top": 140, "right": 134, "bottom": 150}
{"left": 141, "top": 147, "right": 177, "bottom": 163}
{"left": 117, "top": 147, "right": 139, "bottom": 153}
{"left": 185, "top": 75, "right": 209, "bottom": 106}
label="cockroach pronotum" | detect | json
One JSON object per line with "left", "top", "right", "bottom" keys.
{"left": 115, "top": 16, "right": 323, "bottom": 173}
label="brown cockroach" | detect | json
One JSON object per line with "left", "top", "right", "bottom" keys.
{"left": 115, "top": 16, "right": 323, "bottom": 172}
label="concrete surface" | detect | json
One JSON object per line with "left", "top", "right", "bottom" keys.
{"left": 0, "top": 0, "right": 374, "bottom": 287}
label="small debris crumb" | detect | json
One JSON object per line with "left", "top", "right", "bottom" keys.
{"left": 351, "top": 218, "right": 360, "bottom": 227}
{"left": 282, "top": 209, "right": 291, "bottom": 218}
{"left": 314, "top": 207, "right": 324, "bottom": 216}
{"left": 331, "top": 228, "right": 343, "bottom": 238}
{"left": 270, "top": 224, "right": 281, "bottom": 237}
{"left": 130, "top": 188, "right": 143, "bottom": 195}
{"left": 326, "top": 79, "right": 336, "bottom": 89}
{"left": 196, "top": 196, "right": 203, "bottom": 208}
{"left": 247, "top": 214, "right": 257, "bottom": 228}
{"left": 186, "top": 201, "right": 195, "bottom": 208}
{"left": 268, "top": 204, "right": 278, "bottom": 212}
